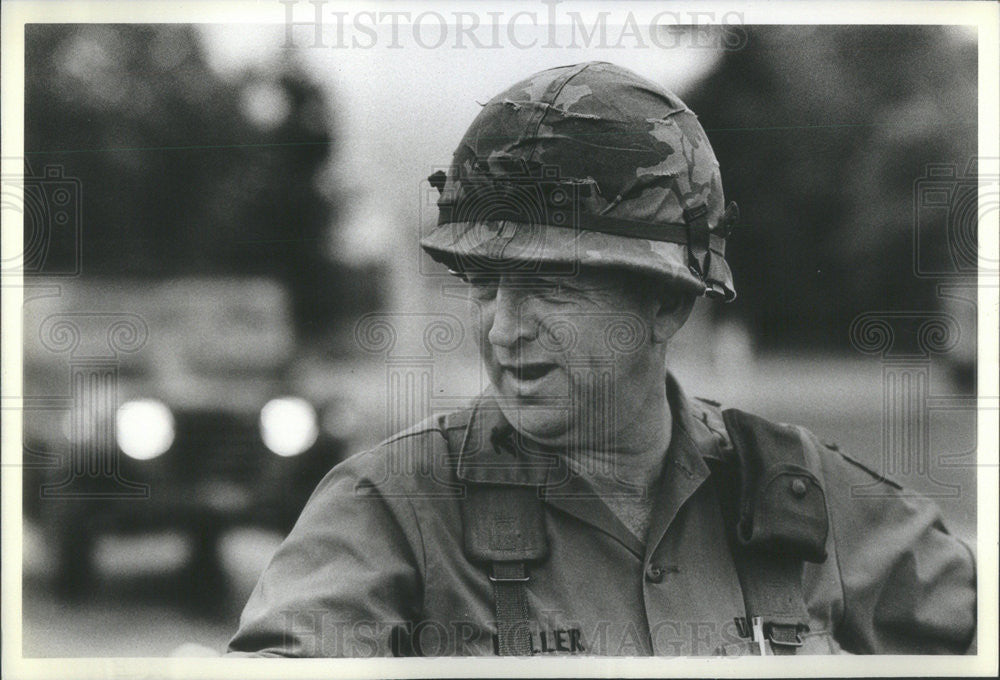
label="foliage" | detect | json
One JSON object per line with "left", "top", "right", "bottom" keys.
{"left": 24, "top": 24, "right": 382, "bottom": 339}
{"left": 684, "top": 26, "right": 976, "bottom": 348}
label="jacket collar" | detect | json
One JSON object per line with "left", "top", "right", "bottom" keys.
{"left": 453, "top": 372, "right": 726, "bottom": 488}
{"left": 454, "top": 390, "right": 558, "bottom": 486}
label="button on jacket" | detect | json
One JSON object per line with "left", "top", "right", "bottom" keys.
{"left": 228, "top": 374, "right": 976, "bottom": 657}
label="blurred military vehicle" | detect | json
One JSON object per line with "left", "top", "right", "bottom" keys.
{"left": 22, "top": 277, "right": 354, "bottom": 600}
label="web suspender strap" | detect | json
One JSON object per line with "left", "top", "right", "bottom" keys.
{"left": 449, "top": 404, "right": 828, "bottom": 657}
{"left": 461, "top": 483, "right": 549, "bottom": 656}
{"left": 718, "top": 408, "right": 830, "bottom": 655}
{"left": 446, "top": 412, "right": 550, "bottom": 657}
{"left": 730, "top": 548, "right": 811, "bottom": 654}
{"left": 489, "top": 562, "right": 533, "bottom": 655}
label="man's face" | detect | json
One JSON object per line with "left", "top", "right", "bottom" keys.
{"left": 466, "top": 266, "right": 674, "bottom": 444}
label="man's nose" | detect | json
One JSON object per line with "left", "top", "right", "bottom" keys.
{"left": 487, "top": 285, "right": 535, "bottom": 348}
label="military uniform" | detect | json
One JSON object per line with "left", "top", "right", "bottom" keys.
{"left": 227, "top": 374, "right": 975, "bottom": 657}
{"left": 228, "top": 62, "right": 976, "bottom": 657}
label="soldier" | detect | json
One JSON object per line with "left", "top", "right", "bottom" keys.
{"left": 227, "top": 62, "right": 976, "bottom": 656}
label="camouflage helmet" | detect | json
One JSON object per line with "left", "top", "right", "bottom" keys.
{"left": 420, "top": 61, "right": 738, "bottom": 301}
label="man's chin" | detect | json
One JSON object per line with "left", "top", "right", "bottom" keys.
{"left": 499, "top": 405, "right": 571, "bottom": 445}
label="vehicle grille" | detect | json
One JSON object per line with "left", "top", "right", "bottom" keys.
{"left": 168, "top": 410, "right": 267, "bottom": 481}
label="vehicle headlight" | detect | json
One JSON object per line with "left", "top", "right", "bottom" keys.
{"left": 260, "top": 397, "right": 318, "bottom": 457}
{"left": 116, "top": 399, "right": 174, "bottom": 460}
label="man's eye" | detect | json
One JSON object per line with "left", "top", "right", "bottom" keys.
{"left": 466, "top": 278, "right": 497, "bottom": 299}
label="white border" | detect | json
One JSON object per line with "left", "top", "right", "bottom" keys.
{"left": 2, "top": 1, "right": 997, "bottom": 678}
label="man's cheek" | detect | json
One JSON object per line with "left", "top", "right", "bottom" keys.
{"left": 471, "top": 308, "right": 490, "bottom": 345}
{"left": 474, "top": 320, "right": 492, "bottom": 362}
{"left": 472, "top": 321, "right": 501, "bottom": 384}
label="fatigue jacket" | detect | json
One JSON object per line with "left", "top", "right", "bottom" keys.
{"left": 228, "top": 374, "right": 976, "bottom": 656}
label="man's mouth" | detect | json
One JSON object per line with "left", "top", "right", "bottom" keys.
{"left": 501, "top": 363, "right": 557, "bottom": 382}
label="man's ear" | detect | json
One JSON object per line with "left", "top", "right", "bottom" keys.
{"left": 651, "top": 292, "right": 695, "bottom": 344}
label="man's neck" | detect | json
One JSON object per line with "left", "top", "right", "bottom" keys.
{"left": 562, "top": 382, "right": 674, "bottom": 495}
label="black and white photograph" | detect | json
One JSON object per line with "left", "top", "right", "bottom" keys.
{"left": 2, "top": 0, "right": 997, "bottom": 677}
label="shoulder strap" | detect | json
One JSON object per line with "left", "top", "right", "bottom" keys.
{"left": 448, "top": 405, "right": 831, "bottom": 656}
{"left": 445, "top": 418, "right": 549, "bottom": 656}
{"left": 463, "top": 484, "right": 548, "bottom": 655}
{"left": 717, "top": 408, "right": 830, "bottom": 655}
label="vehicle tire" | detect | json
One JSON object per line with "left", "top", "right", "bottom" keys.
{"left": 51, "top": 512, "right": 94, "bottom": 601}
{"left": 183, "top": 525, "right": 229, "bottom": 613}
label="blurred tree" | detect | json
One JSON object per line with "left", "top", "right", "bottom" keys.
{"left": 684, "top": 26, "right": 976, "bottom": 349}
{"left": 24, "top": 24, "right": 383, "bottom": 341}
